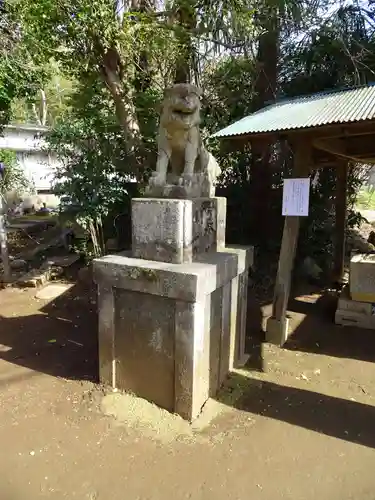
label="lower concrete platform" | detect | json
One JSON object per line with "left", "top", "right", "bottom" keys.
{"left": 93, "top": 245, "right": 253, "bottom": 421}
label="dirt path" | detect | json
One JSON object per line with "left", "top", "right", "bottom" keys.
{"left": 0, "top": 284, "right": 375, "bottom": 499}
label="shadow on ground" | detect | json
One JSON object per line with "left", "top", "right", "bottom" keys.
{"left": 285, "top": 290, "right": 375, "bottom": 363}
{"left": 0, "top": 282, "right": 98, "bottom": 382}
{"left": 217, "top": 372, "right": 375, "bottom": 449}
{"left": 217, "top": 283, "right": 375, "bottom": 450}
{"left": 246, "top": 281, "right": 375, "bottom": 366}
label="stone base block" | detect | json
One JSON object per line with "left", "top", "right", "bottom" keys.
{"left": 132, "top": 197, "right": 226, "bottom": 264}
{"left": 94, "top": 245, "right": 253, "bottom": 421}
{"left": 335, "top": 309, "right": 375, "bottom": 330}
{"left": 265, "top": 316, "right": 290, "bottom": 346}
{"left": 338, "top": 285, "right": 375, "bottom": 316}
{"left": 350, "top": 253, "right": 375, "bottom": 303}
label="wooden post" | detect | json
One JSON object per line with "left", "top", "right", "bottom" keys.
{"left": 332, "top": 161, "right": 348, "bottom": 284}
{"left": 266, "top": 141, "right": 312, "bottom": 346}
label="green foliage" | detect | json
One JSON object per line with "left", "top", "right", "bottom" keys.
{"left": 202, "top": 3, "right": 375, "bottom": 275}
{"left": 46, "top": 77, "right": 149, "bottom": 258}
{"left": 11, "top": 63, "right": 75, "bottom": 127}
{"left": 356, "top": 187, "right": 375, "bottom": 210}
{"left": 203, "top": 56, "right": 256, "bottom": 130}
{"left": 7, "top": 0, "right": 374, "bottom": 272}
{"left": 0, "top": 149, "right": 31, "bottom": 195}
{"left": 0, "top": 2, "right": 47, "bottom": 127}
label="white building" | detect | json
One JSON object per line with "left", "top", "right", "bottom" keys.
{"left": 0, "top": 123, "right": 62, "bottom": 208}
{"left": 0, "top": 123, "right": 61, "bottom": 191}
{"left": 0, "top": 123, "right": 137, "bottom": 210}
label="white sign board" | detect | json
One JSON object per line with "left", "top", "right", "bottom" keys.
{"left": 282, "top": 178, "right": 310, "bottom": 217}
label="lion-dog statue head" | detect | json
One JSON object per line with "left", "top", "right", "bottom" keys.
{"left": 160, "top": 83, "right": 202, "bottom": 132}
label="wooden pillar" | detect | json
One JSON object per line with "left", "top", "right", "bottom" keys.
{"left": 332, "top": 161, "right": 348, "bottom": 283}
{"left": 266, "top": 141, "right": 312, "bottom": 346}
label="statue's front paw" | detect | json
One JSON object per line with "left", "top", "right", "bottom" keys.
{"left": 149, "top": 172, "right": 166, "bottom": 187}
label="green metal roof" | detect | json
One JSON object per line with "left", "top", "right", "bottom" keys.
{"left": 212, "top": 84, "right": 375, "bottom": 139}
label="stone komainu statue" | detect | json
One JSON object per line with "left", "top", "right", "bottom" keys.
{"left": 147, "top": 83, "right": 221, "bottom": 198}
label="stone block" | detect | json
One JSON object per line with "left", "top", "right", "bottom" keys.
{"left": 192, "top": 198, "right": 226, "bottom": 254}
{"left": 132, "top": 198, "right": 192, "bottom": 264}
{"left": 335, "top": 309, "right": 375, "bottom": 330}
{"left": 93, "top": 243, "right": 254, "bottom": 421}
{"left": 131, "top": 197, "right": 227, "bottom": 264}
{"left": 219, "top": 281, "right": 231, "bottom": 381}
{"left": 114, "top": 289, "right": 175, "bottom": 412}
{"left": 338, "top": 285, "right": 375, "bottom": 316}
{"left": 97, "top": 282, "right": 115, "bottom": 386}
{"left": 350, "top": 253, "right": 375, "bottom": 303}
{"left": 175, "top": 297, "right": 211, "bottom": 420}
{"left": 93, "top": 252, "right": 238, "bottom": 302}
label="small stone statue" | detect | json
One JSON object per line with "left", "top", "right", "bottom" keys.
{"left": 146, "top": 83, "right": 221, "bottom": 198}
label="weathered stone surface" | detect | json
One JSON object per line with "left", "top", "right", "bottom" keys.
{"left": 115, "top": 289, "right": 175, "bottom": 412}
{"left": 175, "top": 298, "right": 210, "bottom": 420}
{"left": 208, "top": 287, "right": 223, "bottom": 397}
{"left": 97, "top": 282, "right": 115, "bottom": 387}
{"left": 229, "top": 275, "right": 239, "bottom": 370}
{"left": 228, "top": 270, "right": 250, "bottom": 368}
{"left": 350, "top": 253, "right": 375, "bottom": 303}
{"left": 131, "top": 197, "right": 227, "bottom": 264}
{"left": 192, "top": 198, "right": 226, "bottom": 255}
{"left": 132, "top": 198, "right": 193, "bottom": 264}
{"left": 237, "top": 270, "right": 249, "bottom": 366}
{"left": 146, "top": 83, "right": 221, "bottom": 199}
{"left": 208, "top": 244, "right": 254, "bottom": 274}
{"left": 94, "top": 253, "right": 214, "bottom": 302}
{"left": 94, "top": 243, "right": 254, "bottom": 421}
{"left": 219, "top": 282, "right": 231, "bottom": 382}
{"left": 94, "top": 249, "right": 246, "bottom": 302}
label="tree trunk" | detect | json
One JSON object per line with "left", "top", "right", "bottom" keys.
{"left": 172, "top": 1, "right": 196, "bottom": 83}
{"left": 250, "top": 11, "right": 279, "bottom": 247}
{"left": 101, "top": 46, "right": 140, "bottom": 149}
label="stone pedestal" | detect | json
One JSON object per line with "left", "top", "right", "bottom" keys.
{"left": 94, "top": 196, "right": 253, "bottom": 421}
{"left": 132, "top": 197, "right": 226, "bottom": 263}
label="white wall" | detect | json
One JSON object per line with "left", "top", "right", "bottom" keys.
{"left": 16, "top": 151, "right": 59, "bottom": 191}
{"left": 0, "top": 124, "right": 62, "bottom": 192}
{"left": 1, "top": 123, "right": 137, "bottom": 210}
